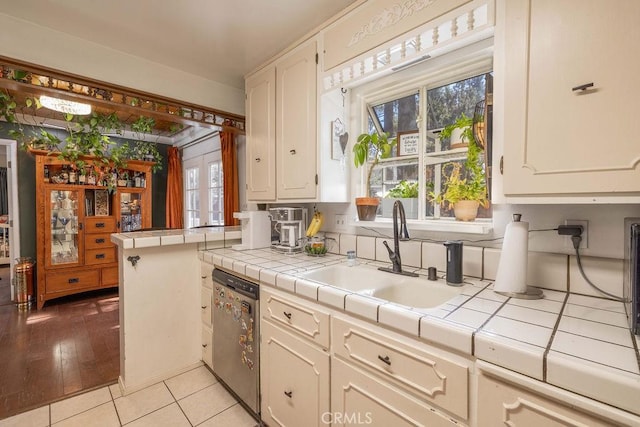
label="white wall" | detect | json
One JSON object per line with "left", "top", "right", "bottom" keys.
{"left": 0, "top": 13, "right": 244, "bottom": 116}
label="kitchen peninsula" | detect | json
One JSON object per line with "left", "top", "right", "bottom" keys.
{"left": 111, "top": 228, "right": 640, "bottom": 426}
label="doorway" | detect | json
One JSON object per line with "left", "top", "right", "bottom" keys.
{"left": 0, "top": 139, "right": 20, "bottom": 306}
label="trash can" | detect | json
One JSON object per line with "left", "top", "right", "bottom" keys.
{"left": 14, "top": 257, "right": 34, "bottom": 311}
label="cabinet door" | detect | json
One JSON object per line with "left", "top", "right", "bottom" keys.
{"left": 331, "top": 357, "right": 457, "bottom": 427}
{"left": 245, "top": 66, "right": 277, "bottom": 201}
{"left": 477, "top": 374, "right": 617, "bottom": 427}
{"left": 261, "top": 320, "right": 329, "bottom": 427}
{"left": 276, "top": 39, "right": 318, "bottom": 199}
{"left": 46, "top": 188, "right": 83, "bottom": 268}
{"left": 500, "top": 0, "right": 640, "bottom": 196}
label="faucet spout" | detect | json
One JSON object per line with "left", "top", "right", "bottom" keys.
{"left": 378, "top": 200, "right": 419, "bottom": 277}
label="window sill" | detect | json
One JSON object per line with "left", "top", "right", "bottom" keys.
{"left": 352, "top": 218, "right": 493, "bottom": 235}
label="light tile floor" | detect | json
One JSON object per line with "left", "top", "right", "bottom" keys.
{"left": 0, "top": 365, "right": 258, "bottom": 427}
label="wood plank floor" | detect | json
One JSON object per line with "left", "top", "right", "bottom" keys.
{"left": 0, "top": 288, "right": 119, "bottom": 420}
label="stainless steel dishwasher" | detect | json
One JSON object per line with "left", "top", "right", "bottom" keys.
{"left": 212, "top": 268, "right": 260, "bottom": 417}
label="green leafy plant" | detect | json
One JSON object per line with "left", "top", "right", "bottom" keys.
{"left": 431, "top": 114, "right": 488, "bottom": 209}
{"left": 130, "top": 116, "right": 162, "bottom": 172}
{"left": 386, "top": 180, "right": 418, "bottom": 198}
{"left": 352, "top": 132, "right": 396, "bottom": 197}
{"left": 439, "top": 113, "right": 474, "bottom": 147}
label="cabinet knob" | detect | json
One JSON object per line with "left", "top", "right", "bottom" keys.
{"left": 378, "top": 355, "right": 391, "bottom": 366}
{"left": 284, "top": 390, "right": 293, "bottom": 398}
{"left": 202, "top": 343, "right": 207, "bottom": 348}
{"left": 289, "top": 149, "right": 296, "bottom": 155}
{"left": 571, "top": 82, "right": 594, "bottom": 92}
{"left": 283, "top": 311, "right": 292, "bottom": 320}
{"left": 255, "top": 157, "right": 261, "bottom": 163}
{"left": 201, "top": 305, "right": 207, "bottom": 309}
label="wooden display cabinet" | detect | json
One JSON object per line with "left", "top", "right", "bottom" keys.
{"left": 34, "top": 151, "right": 153, "bottom": 309}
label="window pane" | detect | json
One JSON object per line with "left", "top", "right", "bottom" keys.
{"left": 427, "top": 75, "right": 486, "bottom": 131}
{"left": 186, "top": 168, "right": 199, "bottom": 190}
{"left": 369, "top": 93, "right": 419, "bottom": 160}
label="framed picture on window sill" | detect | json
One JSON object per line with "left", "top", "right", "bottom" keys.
{"left": 397, "top": 131, "right": 419, "bottom": 156}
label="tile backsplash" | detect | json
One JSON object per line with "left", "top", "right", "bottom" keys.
{"left": 327, "top": 232, "right": 624, "bottom": 298}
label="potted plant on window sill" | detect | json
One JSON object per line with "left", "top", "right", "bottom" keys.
{"left": 352, "top": 131, "right": 396, "bottom": 221}
{"left": 431, "top": 115, "right": 488, "bottom": 221}
{"left": 382, "top": 180, "right": 419, "bottom": 219}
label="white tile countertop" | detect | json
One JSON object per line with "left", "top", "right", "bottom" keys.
{"left": 110, "top": 227, "right": 242, "bottom": 249}
{"left": 200, "top": 247, "right": 640, "bottom": 417}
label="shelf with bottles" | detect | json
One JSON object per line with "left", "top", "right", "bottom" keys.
{"left": 49, "top": 189, "right": 80, "bottom": 266}
{"left": 43, "top": 163, "right": 148, "bottom": 189}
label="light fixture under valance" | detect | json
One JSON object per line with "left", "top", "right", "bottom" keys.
{"left": 40, "top": 95, "right": 91, "bottom": 115}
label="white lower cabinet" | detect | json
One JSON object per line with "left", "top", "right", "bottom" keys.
{"left": 477, "top": 369, "right": 638, "bottom": 427}
{"left": 200, "top": 263, "right": 213, "bottom": 369}
{"left": 332, "top": 357, "right": 458, "bottom": 427}
{"left": 260, "top": 320, "right": 329, "bottom": 427}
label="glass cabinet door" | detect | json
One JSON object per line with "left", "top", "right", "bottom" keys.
{"left": 119, "top": 192, "right": 142, "bottom": 232}
{"left": 48, "top": 189, "right": 82, "bottom": 266}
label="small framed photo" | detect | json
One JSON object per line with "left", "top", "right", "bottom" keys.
{"left": 397, "top": 131, "right": 419, "bottom": 156}
{"left": 94, "top": 190, "right": 110, "bottom": 216}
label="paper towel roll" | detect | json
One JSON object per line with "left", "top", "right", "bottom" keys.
{"left": 493, "top": 217, "right": 529, "bottom": 294}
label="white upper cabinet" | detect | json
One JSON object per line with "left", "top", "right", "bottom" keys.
{"left": 276, "top": 39, "right": 318, "bottom": 199}
{"left": 244, "top": 38, "right": 318, "bottom": 202}
{"left": 496, "top": 0, "right": 640, "bottom": 197}
{"left": 245, "top": 66, "right": 276, "bottom": 201}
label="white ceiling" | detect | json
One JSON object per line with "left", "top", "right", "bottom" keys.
{"left": 0, "top": 0, "right": 357, "bottom": 90}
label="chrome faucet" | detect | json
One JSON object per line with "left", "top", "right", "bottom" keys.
{"left": 379, "top": 200, "right": 418, "bottom": 277}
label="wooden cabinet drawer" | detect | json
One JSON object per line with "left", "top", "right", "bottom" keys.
{"left": 85, "top": 247, "right": 117, "bottom": 265}
{"left": 46, "top": 269, "right": 100, "bottom": 293}
{"left": 332, "top": 317, "right": 468, "bottom": 420}
{"left": 261, "top": 288, "right": 330, "bottom": 349}
{"left": 85, "top": 233, "right": 115, "bottom": 249}
{"left": 101, "top": 265, "right": 119, "bottom": 286}
{"left": 85, "top": 217, "right": 117, "bottom": 233}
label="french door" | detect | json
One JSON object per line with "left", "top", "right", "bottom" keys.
{"left": 183, "top": 151, "right": 224, "bottom": 228}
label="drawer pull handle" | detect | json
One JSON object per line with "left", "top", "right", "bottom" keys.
{"left": 289, "top": 149, "right": 296, "bottom": 155}
{"left": 284, "top": 390, "right": 293, "bottom": 398}
{"left": 378, "top": 355, "right": 391, "bottom": 366}
{"left": 95, "top": 222, "right": 105, "bottom": 228}
{"left": 201, "top": 305, "right": 207, "bottom": 309}
{"left": 572, "top": 82, "right": 594, "bottom": 92}
{"left": 283, "top": 311, "right": 292, "bottom": 320}
{"left": 68, "top": 278, "right": 80, "bottom": 284}
{"left": 96, "top": 253, "right": 105, "bottom": 259}
{"left": 95, "top": 238, "right": 105, "bottom": 244}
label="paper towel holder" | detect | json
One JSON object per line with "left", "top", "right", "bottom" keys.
{"left": 494, "top": 213, "right": 544, "bottom": 300}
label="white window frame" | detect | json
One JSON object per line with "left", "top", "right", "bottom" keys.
{"left": 352, "top": 43, "right": 494, "bottom": 234}
{"left": 183, "top": 150, "right": 223, "bottom": 228}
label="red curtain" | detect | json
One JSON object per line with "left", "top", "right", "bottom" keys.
{"left": 221, "top": 131, "right": 239, "bottom": 226}
{"left": 165, "top": 147, "right": 184, "bottom": 229}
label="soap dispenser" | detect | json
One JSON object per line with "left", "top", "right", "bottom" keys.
{"left": 444, "top": 240, "right": 463, "bottom": 286}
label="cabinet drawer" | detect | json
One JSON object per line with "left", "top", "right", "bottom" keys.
{"left": 85, "top": 247, "right": 117, "bottom": 265}
{"left": 85, "top": 233, "right": 115, "bottom": 249}
{"left": 101, "top": 265, "right": 119, "bottom": 286}
{"left": 46, "top": 269, "right": 100, "bottom": 293}
{"left": 85, "top": 217, "right": 117, "bottom": 233}
{"left": 332, "top": 357, "right": 457, "bottom": 426}
{"left": 332, "top": 317, "right": 468, "bottom": 420}
{"left": 202, "top": 324, "right": 213, "bottom": 369}
{"left": 261, "top": 288, "right": 330, "bottom": 349}
{"left": 201, "top": 286, "right": 212, "bottom": 327}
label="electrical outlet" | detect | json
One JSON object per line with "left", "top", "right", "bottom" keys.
{"left": 335, "top": 214, "right": 347, "bottom": 231}
{"left": 564, "top": 219, "right": 588, "bottom": 249}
